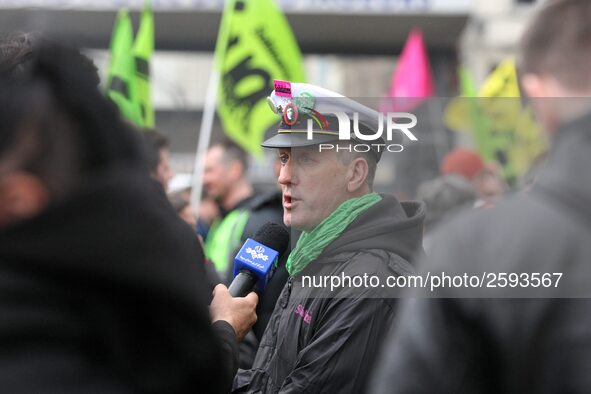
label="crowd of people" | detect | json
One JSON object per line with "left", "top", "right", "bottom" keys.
{"left": 0, "top": 0, "right": 590, "bottom": 392}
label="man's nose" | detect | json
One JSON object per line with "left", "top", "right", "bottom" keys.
{"left": 278, "top": 161, "right": 292, "bottom": 185}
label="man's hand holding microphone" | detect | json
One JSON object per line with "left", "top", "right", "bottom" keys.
{"left": 209, "top": 223, "right": 289, "bottom": 340}
{"left": 210, "top": 284, "right": 258, "bottom": 341}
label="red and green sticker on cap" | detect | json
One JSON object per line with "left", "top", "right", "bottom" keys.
{"left": 274, "top": 80, "right": 325, "bottom": 128}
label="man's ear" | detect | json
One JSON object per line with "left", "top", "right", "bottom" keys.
{"left": 0, "top": 172, "right": 49, "bottom": 227}
{"left": 346, "top": 157, "right": 369, "bottom": 194}
{"left": 227, "top": 160, "right": 244, "bottom": 181}
{"left": 521, "top": 73, "right": 565, "bottom": 133}
{"left": 521, "top": 73, "right": 545, "bottom": 98}
{"left": 521, "top": 72, "right": 571, "bottom": 97}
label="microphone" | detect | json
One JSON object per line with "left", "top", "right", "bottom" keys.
{"left": 228, "top": 222, "right": 290, "bottom": 297}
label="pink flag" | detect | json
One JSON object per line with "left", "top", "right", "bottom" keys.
{"left": 382, "top": 28, "right": 434, "bottom": 112}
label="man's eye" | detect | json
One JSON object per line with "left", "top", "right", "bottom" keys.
{"left": 279, "top": 155, "right": 289, "bottom": 165}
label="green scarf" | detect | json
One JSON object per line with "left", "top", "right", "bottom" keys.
{"left": 286, "top": 192, "right": 382, "bottom": 276}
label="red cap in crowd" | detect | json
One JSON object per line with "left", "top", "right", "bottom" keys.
{"left": 441, "top": 148, "right": 486, "bottom": 180}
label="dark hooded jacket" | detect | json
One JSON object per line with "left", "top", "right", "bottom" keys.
{"left": 369, "top": 111, "right": 591, "bottom": 394}
{"left": 0, "top": 167, "right": 236, "bottom": 393}
{"left": 233, "top": 194, "right": 425, "bottom": 393}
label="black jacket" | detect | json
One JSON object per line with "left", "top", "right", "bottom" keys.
{"left": 0, "top": 167, "right": 236, "bottom": 393}
{"left": 233, "top": 195, "right": 425, "bottom": 393}
{"left": 370, "top": 112, "right": 591, "bottom": 393}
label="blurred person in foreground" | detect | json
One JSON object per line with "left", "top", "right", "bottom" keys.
{"left": 232, "top": 82, "right": 425, "bottom": 393}
{"left": 370, "top": 1, "right": 591, "bottom": 392}
{"left": 0, "top": 37, "right": 256, "bottom": 392}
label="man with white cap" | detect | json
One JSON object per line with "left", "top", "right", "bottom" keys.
{"left": 232, "top": 81, "right": 425, "bottom": 393}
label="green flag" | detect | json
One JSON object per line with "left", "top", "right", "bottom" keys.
{"left": 134, "top": 0, "right": 155, "bottom": 128}
{"left": 215, "top": 0, "right": 306, "bottom": 157}
{"left": 458, "top": 66, "right": 477, "bottom": 97}
{"left": 459, "top": 66, "right": 494, "bottom": 163}
{"left": 107, "top": 9, "right": 143, "bottom": 126}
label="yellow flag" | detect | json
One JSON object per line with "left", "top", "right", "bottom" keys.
{"left": 444, "top": 60, "right": 547, "bottom": 185}
{"left": 478, "top": 59, "right": 546, "bottom": 183}
{"left": 478, "top": 58, "right": 520, "bottom": 98}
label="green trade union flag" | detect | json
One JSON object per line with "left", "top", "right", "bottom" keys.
{"left": 107, "top": 9, "right": 143, "bottom": 127}
{"left": 215, "top": 0, "right": 306, "bottom": 157}
{"left": 133, "top": 1, "right": 155, "bottom": 128}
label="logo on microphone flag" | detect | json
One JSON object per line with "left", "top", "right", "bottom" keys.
{"left": 235, "top": 239, "right": 280, "bottom": 291}
{"left": 246, "top": 245, "right": 269, "bottom": 261}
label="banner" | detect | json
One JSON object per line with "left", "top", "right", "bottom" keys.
{"left": 444, "top": 60, "right": 547, "bottom": 184}
{"left": 133, "top": 0, "right": 155, "bottom": 128}
{"left": 215, "top": 0, "right": 306, "bottom": 157}
{"left": 107, "top": 9, "right": 143, "bottom": 126}
{"left": 382, "top": 28, "right": 434, "bottom": 112}
{"left": 478, "top": 59, "right": 546, "bottom": 184}
{"left": 460, "top": 66, "right": 494, "bottom": 162}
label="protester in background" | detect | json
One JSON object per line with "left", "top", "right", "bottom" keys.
{"left": 441, "top": 147, "right": 506, "bottom": 205}
{"left": 197, "top": 191, "right": 221, "bottom": 239}
{"left": 370, "top": 1, "right": 591, "bottom": 392}
{"left": 416, "top": 174, "right": 477, "bottom": 251}
{"left": 143, "top": 129, "right": 175, "bottom": 192}
{"left": 0, "top": 38, "right": 257, "bottom": 393}
{"left": 166, "top": 175, "right": 219, "bottom": 238}
{"left": 203, "top": 141, "right": 285, "bottom": 282}
{"left": 169, "top": 191, "right": 198, "bottom": 230}
{"left": 233, "top": 83, "right": 425, "bottom": 393}
{"left": 202, "top": 141, "right": 256, "bottom": 277}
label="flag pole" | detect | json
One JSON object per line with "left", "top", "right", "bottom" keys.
{"left": 189, "top": 0, "right": 233, "bottom": 210}
{"left": 190, "top": 69, "right": 220, "bottom": 210}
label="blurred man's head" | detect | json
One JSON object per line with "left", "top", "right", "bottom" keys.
{"left": 203, "top": 140, "right": 251, "bottom": 209}
{"left": 143, "top": 130, "right": 174, "bottom": 192}
{"left": 519, "top": 0, "right": 591, "bottom": 132}
{"left": 0, "top": 32, "right": 100, "bottom": 86}
{"left": 417, "top": 174, "right": 477, "bottom": 231}
{"left": 441, "top": 148, "right": 505, "bottom": 202}
{"left": 0, "top": 31, "right": 39, "bottom": 75}
{"left": 0, "top": 39, "right": 143, "bottom": 229}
